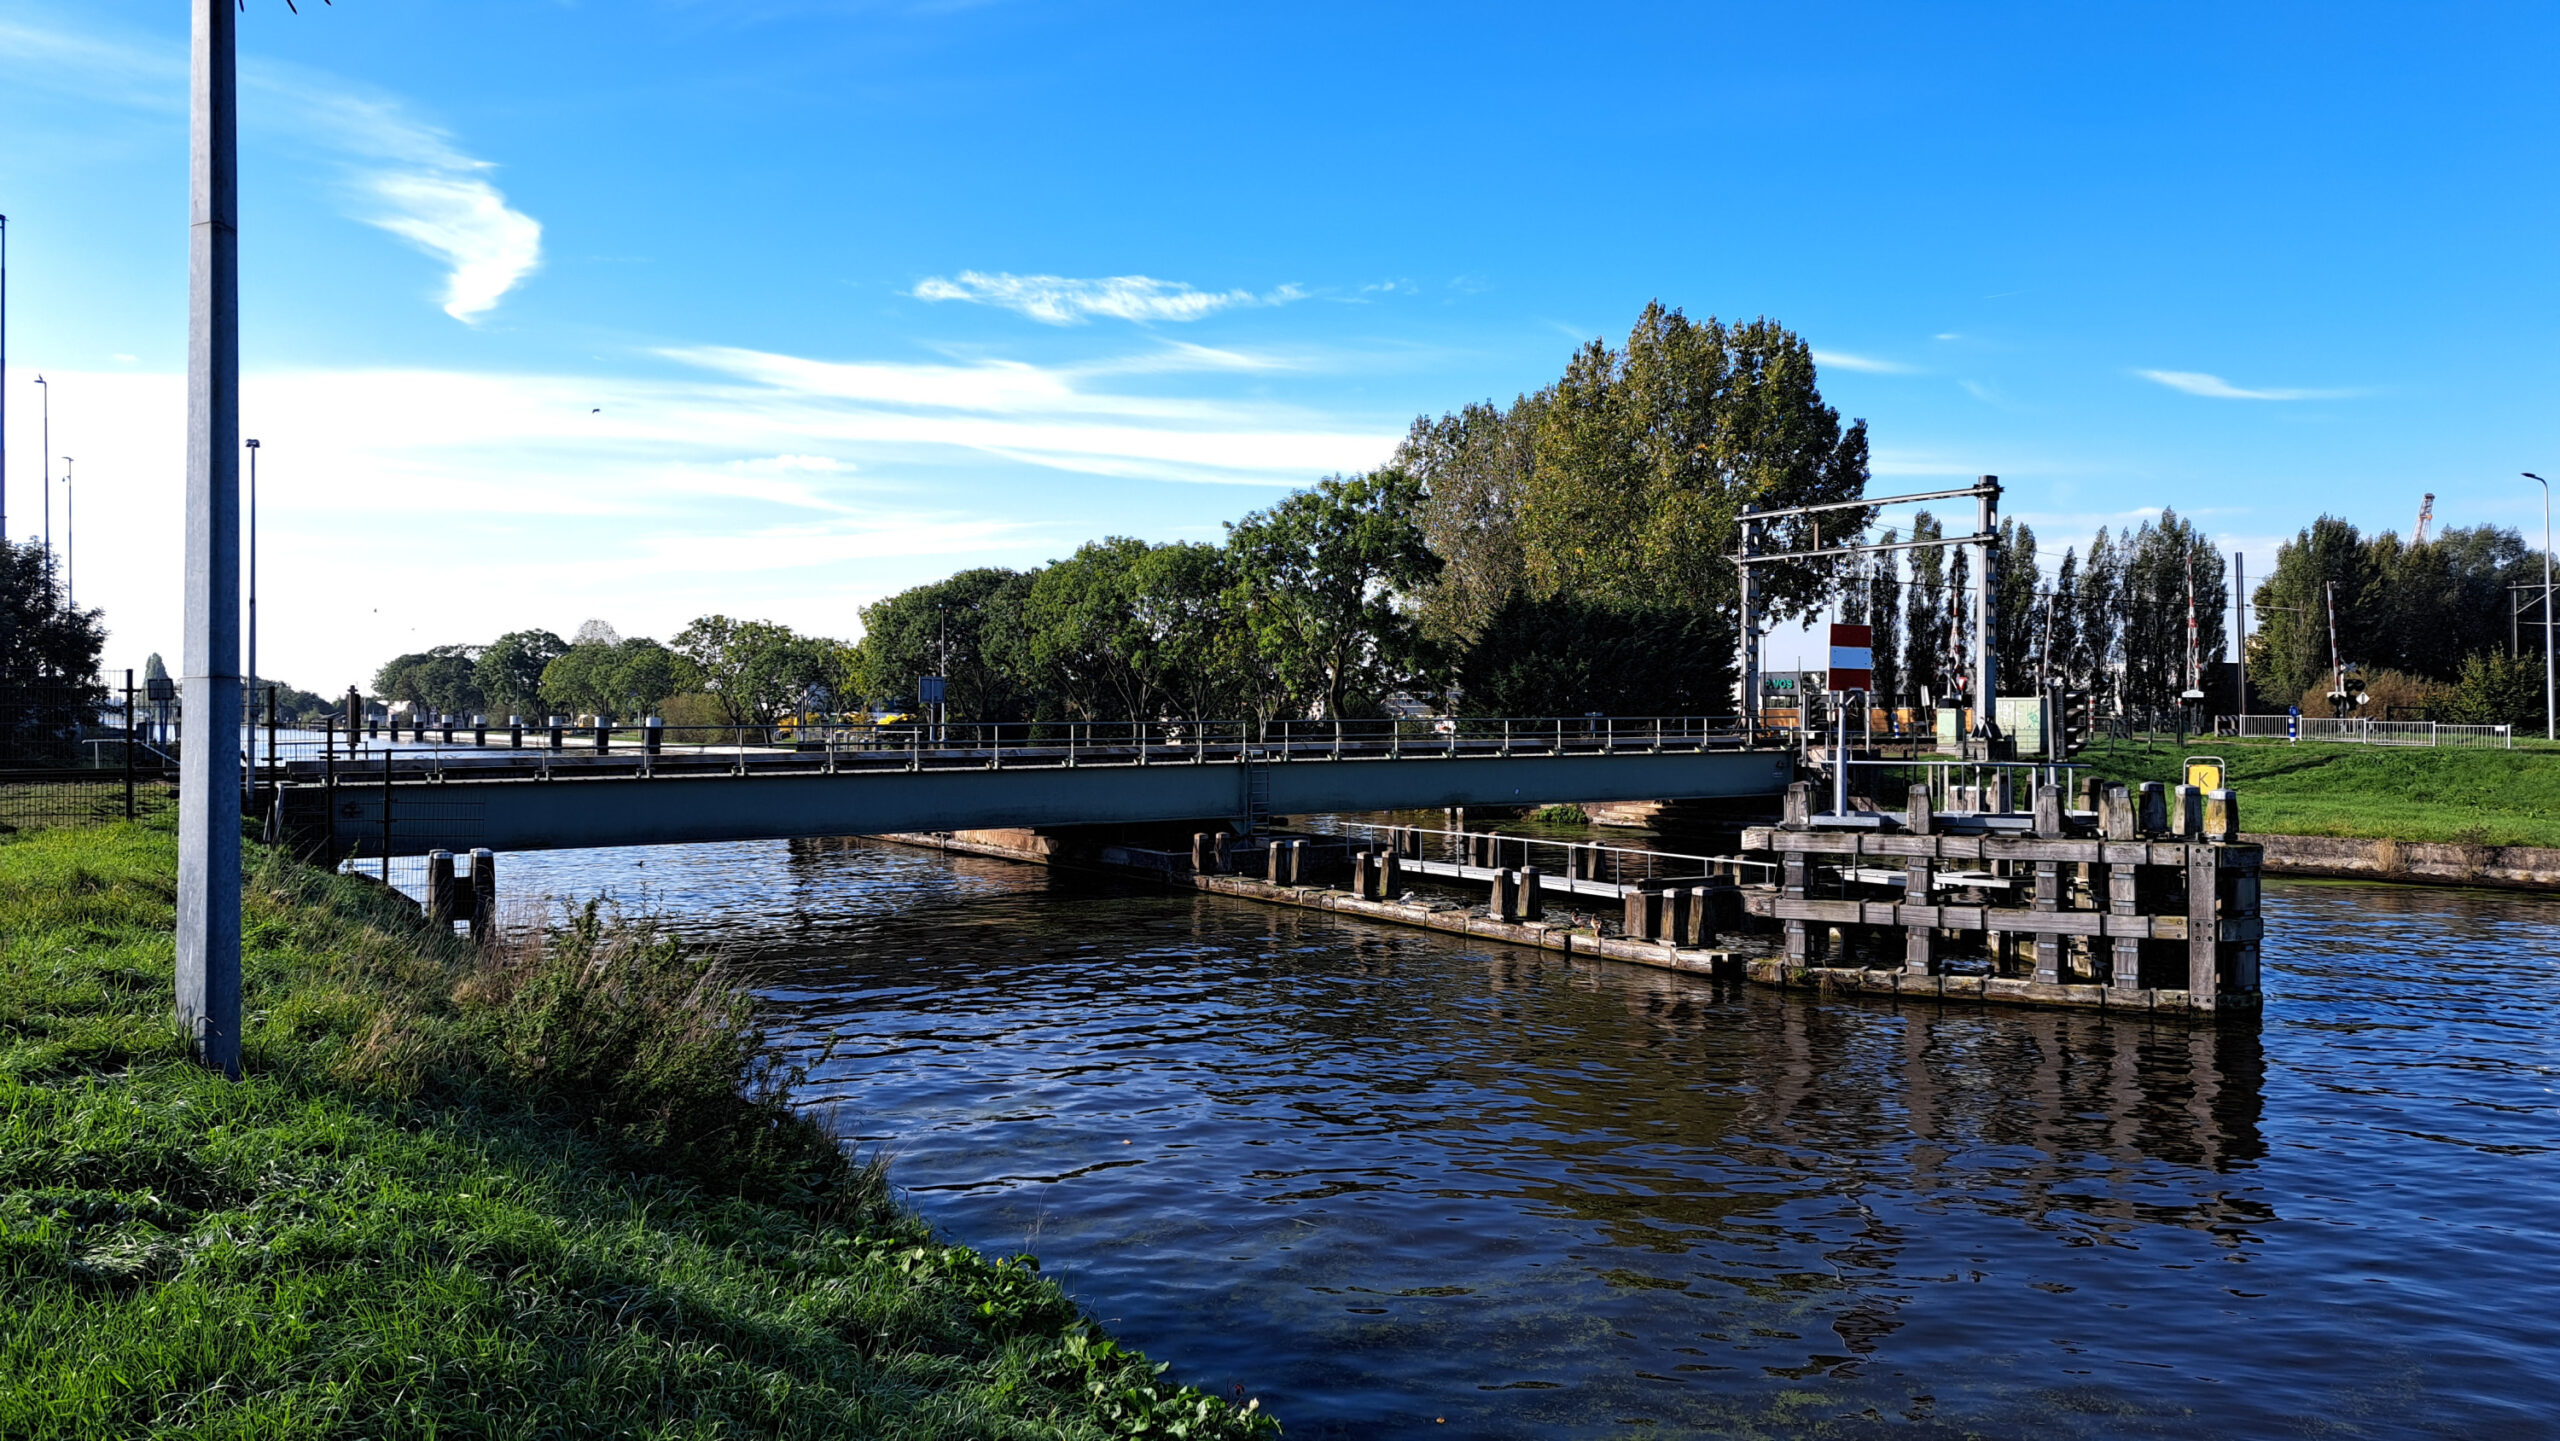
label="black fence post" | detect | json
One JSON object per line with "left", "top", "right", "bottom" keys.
{"left": 124, "top": 670, "right": 137, "bottom": 821}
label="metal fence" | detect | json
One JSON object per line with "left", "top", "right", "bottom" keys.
{"left": 2225, "top": 714, "right": 2514, "bottom": 749}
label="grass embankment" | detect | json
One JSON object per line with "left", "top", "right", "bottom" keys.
{"left": 2077, "top": 736, "right": 2560, "bottom": 848}
{"left": 0, "top": 822, "right": 1276, "bottom": 1438}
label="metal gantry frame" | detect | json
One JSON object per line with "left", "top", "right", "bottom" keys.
{"left": 1736, "top": 475, "right": 2003, "bottom": 750}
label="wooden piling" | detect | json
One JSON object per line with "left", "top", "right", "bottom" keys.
{"left": 1490, "top": 869, "right": 1518, "bottom": 922}
{"left": 1191, "top": 832, "right": 1214, "bottom": 874}
{"left": 1379, "top": 848, "right": 1401, "bottom": 898}
{"left": 2206, "top": 788, "right": 2239, "bottom": 840}
{"left": 1520, "top": 866, "right": 1545, "bottom": 922}
{"left": 2138, "top": 781, "right": 2167, "bottom": 837}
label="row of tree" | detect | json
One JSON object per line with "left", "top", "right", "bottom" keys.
{"left": 2248, "top": 517, "right": 2543, "bottom": 711}
{"left": 1838, "top": 510, "right": 2229, "bottom": 715}
{"left": 374, "top": 616, "right": 841, "bottom": 727}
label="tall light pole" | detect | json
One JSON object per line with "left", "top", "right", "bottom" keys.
{"left": 245, "top": 438, "right": 258, "bottom": 741}
{"left": 2527, "top": 473, "right": 2554, "bottom": 742}
{"left": 33, "top": 372, "right": 46, "bottom": 558}
{"left": 58, "top": 457, "right": 72, "bottom": 608}
{"left": 2, "top": 213, "right": 10, "bottom": 548}
{"left": 179, "top": 0, "right": 244, "bottom": 1080}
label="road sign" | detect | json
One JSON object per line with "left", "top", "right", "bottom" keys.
{"left": 1827, "top": 623, "right": 1873, "bottom": 692}
{"left": 918, "top": 675, "right": 947, "bottom": 705}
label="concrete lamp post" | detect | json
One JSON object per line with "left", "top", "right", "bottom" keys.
{"left": 2527, "top": 473, "right": 2555, "bottom": 743}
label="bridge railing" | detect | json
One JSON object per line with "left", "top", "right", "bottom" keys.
{"left": 1324, "top": 819, "right": 1778, "bottom": 886}
{"left": 251, "top": 713, "right": 1764, "bottom": 777}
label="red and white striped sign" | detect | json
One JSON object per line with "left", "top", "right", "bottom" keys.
{"left": 1828, "top": 623, "right": 1873, "bottom": 692}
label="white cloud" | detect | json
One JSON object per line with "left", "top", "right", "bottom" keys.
{"left": 2135, "top": 369, "right": 2353, "bottom": 402}
{"left": 912, "top": 270, "right": 1303, "bottom": 325}
{"left": 267, "top": 82, "right": 544, "bottom": 323}
{"left": 362, "top": 172, "right": 543, "bottom": 322}
{"left": 1812, "top": 349, "right": 1916, "bottom": 375}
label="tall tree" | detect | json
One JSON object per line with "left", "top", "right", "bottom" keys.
{"left": 1863, "top": 531, "right": 1904, "bottom": 711}
{"left": 1520, "top": 306, "right": 1871, "bottom": 631}
{"left": 1228, "top": 468, "right": 1440, "bottom": 720}
{"left": 1994, "top": 518, "right": 2042, "bottom": 688}
{"left": 0, "top": 539, "right": 105, "bottom": 692}
{"left": 671, "top": 616, "right": 835, "bottom": 725}
{"left": 2119, "top": 510, "right": 2227, "bottom": 712}
{"left": 1902, "top": 512, "right": 1949, "bottom": 704}
{"left": 851, "top": 568, "right": 1041, "bottom": 721}
{"left": 1396, "top": 396, "right": 1539, "bottom": 651}
{"left": 475, "top": 629, "right": 568, "bottom": 719}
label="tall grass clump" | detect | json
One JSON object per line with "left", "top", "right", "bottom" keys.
{"left": 0, "top": 820, "right": 1279, "bottom": 1438}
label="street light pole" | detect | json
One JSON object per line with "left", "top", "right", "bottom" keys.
{"left": 2527, "top": 474, "right": 2554, "bottom": 742}
{"left": 179, "top": 0, "right": 244, "bottom": 1080}
{"left": 59, "top": 457, "right": 72, "bottom": 608}
{"left": 2, "top": 213, "right": 9, "bottom": 547}
{"left": 245, "top": 438, "right": 258, "bottom": 744}
{"left": 33, "top": 372, "right": 45, "bottom": 559}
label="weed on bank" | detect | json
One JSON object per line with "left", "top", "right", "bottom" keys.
{"left": 0, "top": 821, "right": 1277, "bottom": 1438}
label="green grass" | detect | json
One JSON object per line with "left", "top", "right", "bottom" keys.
{"left": 2077, "top": 735, "right": 2560, "bottom": 848}
{"left": 0, "top": 821, "right": 1278, "bottom": 1439}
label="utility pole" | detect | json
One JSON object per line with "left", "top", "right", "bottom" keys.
{"left": 179, "top": 0, "right": 244, "bottom": 1079}
{"left": 2, "top": 213, "right": 9, "bottom": 549}
{"left": 246, "top": 438, "right": 259, "bottom": 763}
{"left": 59, "top": 457, "right": 72, "bottom": 607}
{"left": 1973, "top": 476, "right": 2000, "bottom": 753}
{"left": 34, "top": 372, "right": 47, "bottom": 569}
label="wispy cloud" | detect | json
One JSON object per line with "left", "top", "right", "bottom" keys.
{"left": 0, "top": 20, "right": 541, "bottom": 324}
{"left": 2135, "top": 369, "right": 2353, "bottom": 401}
{"left": 1812, "top": 349, "right": 1916, "bottom": 375}
{"left": 912, "top": 270, "right": 1304, "bottom": 325}
{"left": 274, "top": 82, "right": 544, "bottom": 322}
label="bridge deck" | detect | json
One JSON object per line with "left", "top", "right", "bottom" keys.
{"left": 283, "top": 732, "right": 1796, "bottom": 859}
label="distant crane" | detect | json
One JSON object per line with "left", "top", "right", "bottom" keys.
{"left": 2413, "top": 492, "right": 2436, "bottom": 546}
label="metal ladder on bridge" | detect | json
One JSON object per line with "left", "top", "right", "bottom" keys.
{"left": 1243, "top": 750, "right": 1273, "bottom": 834}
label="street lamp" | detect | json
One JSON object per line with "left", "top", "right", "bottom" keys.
{"left": 58, "top": 457, "right": 71, "bottom": 608}
{"left": 245, "top": 438, "right": 258, "bottom": 739}
{"left": 2526, "top": 473, "right": 2554, "bottom": 742}
{"left": 32, "top": 371, "right": 46, "bottom": 562}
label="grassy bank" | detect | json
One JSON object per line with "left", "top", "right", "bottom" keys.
{"left": 2077, "top": 735, "right": 2560, "bottom": 848}
{"left": 0, "top": 821, "right": 1276, "bottom": 1438}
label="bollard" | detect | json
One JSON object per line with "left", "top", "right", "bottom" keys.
{"left": 548, "top": 716, "right": 567, "bottom": 751}
{"left": 1212, "top": 830, "right": 1234, "bottom": 874}
{"left": 472, "top": 716, "right": 488, "bottom": 746}
{"left": 2174, "top": 784, "right": 2204, "bottom": 838}
{"left": 644, "top": 716, "right": 664, "bottom": 755}
{"left": 508, "top": 717, "right": 524, "bottom": 749}
{"left": 1267, "top": 841, "right": 1288, "bottom": 885}
{"left": 1622, "top": 887, "right": 1661, "bottom": 941}
{"left": 594, "top": 714, "right": 612, "bottom": 753}
{"left": 1192, "top": 833, "right": 1215, "bottom": 875}
{"left": 2078, "top": 774, "right": 2105, "bottom": 814}
{"left": 1490, "top": 869, "right": 1518, "bottom": 922}
{"left": 426, "top": 851, "right": 457, "bottom": 930}
{"left": 1662, "top": 886, "right": 1691, "bottom": 946}
{"left": 442, "top": 718, "right": 456, "bottom": 745}
{"left": 1380, "top": 848, "right": 1401, "bottom": 898}
{"left": 468, "top": 848, "right": 496, "bottom": 941}
{"left": 1907, "top": 784, "right": 1932, "bottom": 836}
{"left": 2137, "top": 781, "right": 2168, "bottom": 836}
{"left": 1285, "top": 839, "right": 1307, "bottom": 886}
{"left": 1521, "top": 866, "right": 1545, "bottom": 921}
{"left": 2205, "top": 788, "right": 2240, "bottom": 841}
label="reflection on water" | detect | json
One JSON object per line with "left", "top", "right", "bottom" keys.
{"left": 486, "top": 841, "right": 2559, "bottom": 1438}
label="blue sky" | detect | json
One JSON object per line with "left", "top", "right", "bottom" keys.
{"left": 2, "top": 2, "right": 2553, "bottom": 690}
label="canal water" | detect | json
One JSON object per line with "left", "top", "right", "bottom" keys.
{"left": 484, "top": 838, "right": 2558, "bottom": 1438}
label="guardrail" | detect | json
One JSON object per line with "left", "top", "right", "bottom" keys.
{"left": 2225, "top": 714, "right": 2513, "bottom": 750}
{"left": 1320, "top": 819, "right": 1778, "bottom": 886}
{"left": 205, "top": 714, "right": 1764, "bottom": 778}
